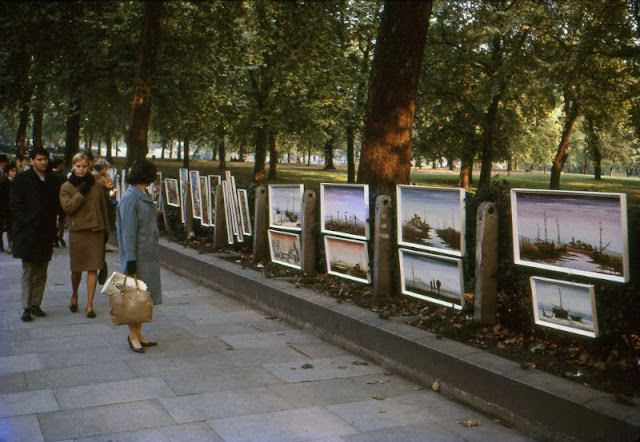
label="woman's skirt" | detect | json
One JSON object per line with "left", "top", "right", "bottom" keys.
{"left": 69, "top": 230, "right": 105, "bottom": 272}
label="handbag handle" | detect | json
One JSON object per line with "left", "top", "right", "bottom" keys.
{"left": 121, "top": 275, "right": 141, "bottom": 295}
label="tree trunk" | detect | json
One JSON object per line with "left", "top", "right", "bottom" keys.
{"left": 447, "top": 154, "right": 454, "bottom": 171}
{"left": 268, "top": 131, "right": 278, "bottom": 179}
{"left": 347, "top": 125, "right": 356, "bottom": 183}
{"left": 253, "top": 126, "right": 268, "bottom": 183}
{"left": 585, "top": 118, "right": 602, "bottom": 180}
{"left": 306, "top": 148, "right": 311, "bottom": 166}
{"left": 296, "top": 148, "right": 302, "bottom": 164}
{"left": 550, "top": 97, "right": 580, "bottom": 189}
{"left": 64, "top": 97, "right": 81, "bottom": 167}
{"left": 105, "top": 135, "right": 113, "bottom": 162}
{"left": 211, "top": 143, "right": 217, "bottom": 161}
{"left": 218, "top": 140, "right": 226, "bottom": 169}
{"left": 126, "top": 1, "right": 163, "bottom": 166}
{"left": 15, "top": 101, "right": 29, "bottom": 163}
{"left": 478, "top": 93, "right": 501, "bottom": 189}
{"left": 356, "top": 0, "right": 432, "bottom": 193}
{"left": 182, "top": 138, "right": 190, "bottom": 169}
{"left": 458, "top": 150, "right": 474, "bottom": 189}
{"left": 32, "top": 83, "right": 44, "bottom": 149}
{"left": 177, "top": 140, "right": 181, "bottom": 160}
{"left": 323, "top": 133, "right": 335, "bottom": 170}
{"left": 160, "top": 139, "right": 166, "bottom": 159}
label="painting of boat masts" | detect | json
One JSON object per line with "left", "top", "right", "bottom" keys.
{"left": 164, "top": 178, "right": 180, "bottom": 207}
{"left": 269, "top": 230, "right": 302, "bottom": 270}
{"left": 179, "top": 168, "right": 189, "bottom": 224}
{"left": 238, "top": 189, "right": 252, "bottom": 236}
{"left": 269, "top": 184, "right": 303, "bottom": 231}
{"left": 511, "top": 189, "right": 629, "bottom": 282}
{"left": 397, "top": 185, "right": 466, "bottom": 256}
{"left": 399, "top": 248, "right": 464, "bottom": 309}
{"left": 321, "top": 183, "right": 369, "bottom": 240}
{"left": 189, "top": 170, "right": 203, "bottom": 220}
{"left": 530, "top": 277, "right": 599, "bottom": 338}
{"left": 324, "top": 236, "right": 371, "bottom": 283}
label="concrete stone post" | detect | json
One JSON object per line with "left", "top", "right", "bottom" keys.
{"left": 253, "top": 185, "right": 269, "bottom": 264}
{"left": 213, "top": 184, "right": 227, "bottom": 249}
{"left": 474, "top": 202, "right": 498, "bottom": 324}
{"left": 301, "top": 189, "right": 317, "bottom": 274}
{"left": 373, "top": 194, "right": 393, "bottom": 298}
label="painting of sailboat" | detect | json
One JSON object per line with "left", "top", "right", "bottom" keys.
{"left": 269, "top": 184, "right": 304, "bottom": 230}
{"left": 321, "top": 183, "right": 369, "bottom": 240}
{"left": 399, "top": 248, "right": 464, "bottom": 309}
{"left": 511, "top": 189, "right": 629, "bottom": 282}
{"left": 397, "top": 185, "right": 465, "bottom": 256}
{"left": 530, "top": 277, "right": 599, "bottom": 338}
{"left": 269, "top": 230, "right": 301, "bottom": 269}
{"left": 324, "top": 236, "right": 370, "bottom": 283}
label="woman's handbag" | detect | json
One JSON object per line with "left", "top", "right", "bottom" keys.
{"left": 108, "top": 275, "right": 153, "bottom": 326}
{"left": 98, "top": 261, "right": 108, "bottom": 285}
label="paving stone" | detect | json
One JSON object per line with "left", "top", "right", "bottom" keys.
{"left": 38, "top": 400, "right": 175, "bottom": 441}
{"left": 126, "top": 352, "right": 234, "bottom": 377}
{"left": 226, "top": 345, "right": 310, "bottom": 367}
{"left": 0, "top": 373, "right": 27, "bottom": 394}
{"left": 0, "top": 415, "right": 45, "bottom": 442}
{"left": 218, "top": 330, "right": 322, "bottom": 349}
{"left": 54, "top": 377, "right": 175, "bottom": 409}
{"left": 27, "top": 323, "right": 116, "bottom": 340}
{"left": 4, "top": 332, "right": 118, "bottom": 357}
{"left": 0, "top": 354, "right": 42, "bottom": 376}
{"left": 286, "top": 342, "right": 351, "bottom": 359}
{"left": 0, "top": 389, "right": 58, "bottom": 418}
{"left": 25, "top": 362, "right": 138, "bottom": 390}
{"left": 185, "top": 309, "right": 265, "bottom": 325}
{"left": 37, "top": 344, "right": 137, "bottom": 369}
{"left": 159, "top": 386, "right": 293, "bottom": 423}
{"left": 72, "top": 422, "right": 223, "bottom": 442}
{"left": 161, "top": 365, "right": 282, "bottom": 395}
{"left": 207, "top": 406, "right": 358, "bottom": 442}
{"left": 192, "top": 322, "right": 273, "bottom": 338}
{"left": 341, "top": 424, "right": 463, "bottom": 442}
{"left": 263, "top": 356, "right": 384, "bottom": 383}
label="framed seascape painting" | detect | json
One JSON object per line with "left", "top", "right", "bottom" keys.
{"left": 200, "top": 176, "right": 211, "bottom": 227}
{"left": 511, "top": 189, "right": 629, "bottom": 282}
{"left": 222, "top": 180, "right": 235, "bottom": 244}
{"left": 268, "top": 229, "right": 301, "bottom": 269}
{"left": 320, "top": 183, "right": 369, "bottom": 240}
{"left": 207, "top": 176, "right": 219, "bottom": 227}
{"left": 269, "top": 184, "right": 304, "bottom": 231}
{"left": 324, "top": 235, "right": 370, "bottom": 284}
{"left": 399, "top": 248, "right": 464, "bottom": 309}
{"left": 238, "top": 189, "right": 252, "bottom": 236}
{"left": 530, "top": 277, "right": 599, "bottom": 338}
{"left": 179, "top": 168, "right": 189, "bottom": 223}
{"left": 397, "top": 185, "right": 465, "bottom": 256}
{"left": 189, "top": 170, "right": 203, "bottom": 220}
{"left": 164, "top": 178, "right": 180, "bottom": 207}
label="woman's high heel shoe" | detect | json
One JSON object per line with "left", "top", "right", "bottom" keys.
{"left": 128, "top": 336, "right": 145, "bottom": 353}
{"left": 69, "top": 304, "right": 78, "bottom": 313}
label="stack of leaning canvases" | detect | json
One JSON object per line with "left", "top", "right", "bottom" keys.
{"left": 267, "top": 184, "right": 304, "bottom": 269}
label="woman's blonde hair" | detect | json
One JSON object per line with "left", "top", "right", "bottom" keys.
{"left": 72, "top": 152, "right": 89, "bottom": 165}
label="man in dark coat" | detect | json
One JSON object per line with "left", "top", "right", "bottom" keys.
{"left": 9, "top": 147, "right": 61, "bottom": 322}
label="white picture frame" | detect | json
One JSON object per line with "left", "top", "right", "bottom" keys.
{"left": 320, "top": 183, "right": 369, "bottom": 240}
{"left": 269, "top": 184, "right": 304, "bottom": 231}
{"left": 200, "top": 176, "right": 211, "bottom": 227}
{"left": 189, "top": 170, "right": 202, "bottom": 220}
{"left": 238, "top": 189, "right": 252, "bottom": 236}
{"left": 178, "top": 168, "right": 189, "bottom": 224}
{"left": 511, "top": 189, "right": 629, "bottom": 282}
{"left": 268, "top": 229, "right": 301, "bottom": 269}
{"left": 530, "top": 276, "right": 599, "bottom": 338}
{"left": 164, "top": 178, "right": 180, "bottom": 207}
{"left": 324, "top": 235, "right": 371, "bottom": 284}
{"left": 397, "top": 185, "right": 466, "bottom": 257}
{"left": 399, "top": 248, "right": 464, "bottom": 310}
{"left": 222, "top": 180, "right": 235, "bottom": 244}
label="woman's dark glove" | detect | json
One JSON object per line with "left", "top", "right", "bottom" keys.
{"left": 125, "top": 260, "right": 137, "bottom": 275}
{"left": 77, "top": 181, "right": 91, "bottom": 195}
{"left": 104, "top": 231, "right": 109, "bottom": 243}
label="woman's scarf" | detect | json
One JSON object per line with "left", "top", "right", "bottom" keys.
{"left": 68, "top": 171, "right": 95, "bottom": 191}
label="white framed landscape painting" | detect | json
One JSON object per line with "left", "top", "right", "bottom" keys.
{"left": 268, "top": 229, "right": 301, "bottom": 269}
{"left": 179, "top": 168, "right": 189, "bottom": 223}
{"left": 189, "top": 170, "right": 202, "bottom": 220}
{"left": 399, "top": 248, "right": 464, "bottom": 309}
{"left": 321, "top": 183, "right": 369, "bottom": 240}
{"left": 511, "top": 189, "right": 629, "bottom": 282}
{"left": 324, "top": 235, "right": 370, "bottom": 283}
{"left": 164, "top": 178, "right": 180, "bottom": 207}
{"left": 238, "top": 189, "right": 252, "bottom": 236}
{"left": 200, "top": 176, "right": 211, "bottom": 227}
{"left": 530, "top": 277, "right": 599, "bottom": 338}
{"left": 269, "top": 184, "right": 303, "bottom": 231}
{"left": 397, "top": 185, "right": 465, "bottom": 256}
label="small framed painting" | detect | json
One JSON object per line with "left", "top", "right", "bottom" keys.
{"left": 511, "top": 189, "right": 629, "bottom": 282}
{"left": 222, "top": 180, "right": 235, "bottom": 244}
{"left": 200, "top": 176, "right": 211, "bottom": 227}
{"left": 268, "top": 229, "right": 301, "bottom": 269}
{"left": 189, "top": 170, "right": 202, "bottom": 220}
{"left": 397, "top": 185, "right": 465, "bottom": 256}
{"left": 269, "top": 184, "right": 304, "bottom": 231}
{"left": 238, "top": 189, "right": 252, "bottom": 236}
{"left": 320, "top": 183, "right": 369, "bottom": 240}
{"left": 530, "top": 277, "right": 599, "bottom": 338}
{"left": 178, "top": 168, "right": 189, "bottom": 224}
{"left": 399, "top": 248, "right": 464, "bottom": 309}
{"left": 164, "top": 178, "right": 180, "bottom": 207}
{"left": 324, "top": 235, "right": 370, "bottom": 284}
{"left": 207, "top": 176, "right": 220, "bottom": 227}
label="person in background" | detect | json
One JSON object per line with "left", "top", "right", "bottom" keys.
{"left": 117, "top": 159, "right": 162, "bottom": 353}
{"left": 9, "top": 147, "right": 60, "bottom": 322}
{"left": 0, "top": 161, "right": 17, "bottom": 253}
{"left": 0, "top": 154, "right": 8, "bottom": 251}
{"left": 49, "top": 158, "right": 67, "bottom": 247}
{"left": 59, "top": 153, "right": 109, "bottom": 318}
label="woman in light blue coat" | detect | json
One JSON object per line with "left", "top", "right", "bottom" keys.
{"left": 117, "top": 159, "right": 161, "bottom": 353}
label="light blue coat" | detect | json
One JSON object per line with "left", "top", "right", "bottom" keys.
{"left": 117, "top": 185, "right": 162, "bottom": 305}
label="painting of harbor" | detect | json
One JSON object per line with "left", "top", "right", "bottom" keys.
{"left": 321, "top": 183, "right": 369, "bottom": 240}
{"left": 269, "top": 230, "right": 301, "bottom": 269}
{"left": 399, "top": 248, "right": 464, "bottom": 309}
{"left": 397, "top": 185, "right": 465, "bottom": 256}
{"left": 238, "top": 189, "right": 252, "bottom": 236}
{"left": 164, "top": 178, "right": 179, "bottom": 207}
{"left": 511, "top": 189, "right": 628, "bottom": 282}
{"left": 200, "top": 177, "right": 211, "bottom": 227}
{"left": 269, "top": 184, "right": 304, "bottom": 230}
{"left": 189, "top": 170, "right": 202, "bottom": 220}
{"left": 530, "top": 277, "right": 599, "bottom": 338}
{"left": 179, "top": 168, "right": 189, "bottom": 223}
{"left": 324, "top": 236, "right": 370, "bottom": 283}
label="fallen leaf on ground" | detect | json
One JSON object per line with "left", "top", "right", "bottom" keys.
{"left": 366, "top": 379, "right": 391, "bottom": 385}
{"left": 431, "top": 380, "right": 440, "bottom": 392}
{"left": 460, "top": 418, "right": 480, "bottom": 428}
{"left": 520, "top": 362, "right": 536, "bottom": 370}
{"left": 301, "top": 363, "right": 314, "bottom": 369}
{"left": 372, "top": 395, "right": 386, "bottom": 400}
{"left": 353, "top": 361, "right": 369, "bottom": 366}
{"left": 378, "top": 409, "right": 386, "bottom": 414}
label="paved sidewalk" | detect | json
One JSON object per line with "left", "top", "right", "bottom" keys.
{"left": 0, "top": 245, "right": 532, "bottom": 441}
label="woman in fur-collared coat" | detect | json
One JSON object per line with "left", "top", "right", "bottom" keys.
{"left": 59, "top": 152, "right": 109, "bottom": 318}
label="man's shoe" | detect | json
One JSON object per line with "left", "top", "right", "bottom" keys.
{"left": 31, "top": 306, "right": 46, "bottom": 317}
{"left": 21, "top": 309, "right": 32, "bottom": 322}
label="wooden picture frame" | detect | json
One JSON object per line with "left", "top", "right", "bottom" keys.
{"left": 200, "top": 176, "right": 211, "bottom": 227}
{"left": 238, "top": 189, "right": 252, "bottom": 236}
{"left": 178, "top": 168, "right": 189, "bottom": 224}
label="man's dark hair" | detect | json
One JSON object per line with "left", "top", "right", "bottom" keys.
{"left": 127, "top": 159, "right": 157, "bottom": 185}
{"left": 0, "top": 154, "right": 8, "bottom": 163}
{"left": 29, "top": 147, "right": 49, "bottom": 159}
